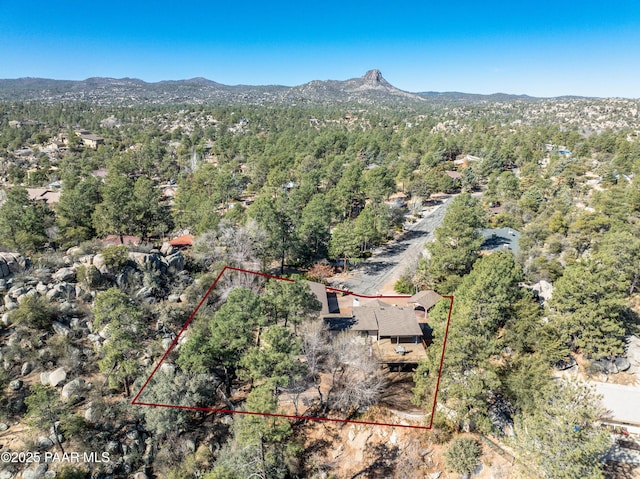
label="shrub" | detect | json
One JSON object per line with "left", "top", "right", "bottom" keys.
{"left": 76, "top": 264, "right": 103, "bottom": 289}
{"left": 73, "top": 239, "right": 104, "bottom": 256}
{"left": 101, "top": 245, "right": 129, "bottom": 271}
{"left": 444, "top": 437, "right": 482, "bottom": 476}
{"left": 10, "top": 295, "right": 55, "bottom": 330}
{"left": 33, "top": 251, "right": 66, "bottom": 270}
{"left": 429, "top": 415, "right": 454, "bottom": 445}
{"left": 306, "top": 262, "right": 334, "bottom": 283}
{"left": 394, "top": 276, "right": 414, "bottom": 294}
{"left": 57, "top": 466, "right": 89, "bottom": 479}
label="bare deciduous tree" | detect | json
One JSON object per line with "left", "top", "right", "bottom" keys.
{"left": 407, "top": 197, "right": 423, "bottom": 217}
{"left": 302, "top": 320, "right": 328, "bottom": 380}
{"left": 325, "top": 332, "right": 386, "bottom": 414}
{"left": 193, "top": 219, "right": 268, "bottom": 270}
{"left": 216, "top": 268, "right": 266, "bottom": 302}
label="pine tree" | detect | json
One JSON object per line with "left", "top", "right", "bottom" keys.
{"left": 425, "top": 193, "right": 486, "bottom": 293}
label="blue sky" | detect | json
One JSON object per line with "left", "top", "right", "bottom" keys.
{"left": 1, "top": 0, "right": 639, "bottom": 97}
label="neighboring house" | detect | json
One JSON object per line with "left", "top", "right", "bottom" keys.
{"left": 445, "top": 170, "right": 462, "bottom": 181}
{"left": 77, "top": 130, "right": 105, "bottom": 148}
{"left": 14, "top": 148, "right": 34, "bottom": 158}
{"left": 545, "top": 143, "right": 572, "bottom": 156}
{"left": 91, "top": 168, "right": 108, "bottom": 180}
{"left": 481, "top": 227, "right": 521, "bottom": 254}
{"left": 282, "top": 181, "right": 297, "bottom": 191}
{"left": 488, "top": 205, "right": 506, "bottom": 216}
{"left": 160, "top": 184, "right": 178, "bottom": 202}
{"left": 529, "top": 280, "right": 553, "bottom": 305}
{"left": 594, "top": 382, "right": 640, "bottom": 434}
{"left": 168, "top": 234, "right": 194, "bottom": 249}
{"left": 103, "top": 235, "right": 142, "bottom": 246}
{"left": 26, "top": 187, "right": 61, "bottom": 206}
{"left": 453, "top": 154, "right": 481, "bottom": 168}
{"left": 385, "top": 192, "right": 407, "bottom": 208}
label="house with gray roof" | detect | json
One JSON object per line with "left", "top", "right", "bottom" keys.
{"left": 352, "top": 301, "right": 423, "bottom": 344}
{"left": 481, "top": 227, "right": 521, "bottom": 254}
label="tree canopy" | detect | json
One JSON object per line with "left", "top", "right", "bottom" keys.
{"left": 421, "top": 193, "right": 487, "bottom": 293}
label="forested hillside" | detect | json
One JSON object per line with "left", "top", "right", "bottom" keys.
{"left": 0, "top": 97, "right": 639, "bottom": 478}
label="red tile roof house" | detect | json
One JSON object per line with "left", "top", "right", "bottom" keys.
{"left": 103, "top": 235, "right": 142, "bottom": 246}
{"left": 168, "top": 234, "right": 194, "bottom": 248}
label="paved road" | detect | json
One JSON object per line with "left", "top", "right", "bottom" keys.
{"left": 332, "top": 196, "right": 454, "bottom": 295}
{"left": 594, "top": 382, "right": 640, "bottom": 429}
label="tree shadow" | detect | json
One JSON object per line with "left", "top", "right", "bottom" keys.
{"left": 360, "top": 261, "right": 394, "bottom": 273}
{"left": 304, "top": 437, "right": 334, "bottom": 456}
{"left": 621, "top": 306, "right": 640, "bottom": 336}
{"left": 379, "top": 243, "right": 411, "bottom": 256}
{"left": 604, "top": 461, "right": 639, "bottom": 479}
{"left": 350, "top": 443, "right": 399, "bottom": 479}
{"left": 378, "top": 372, "right": 421, "bottom": 411}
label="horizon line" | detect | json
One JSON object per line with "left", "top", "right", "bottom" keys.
{"left": 0, "top": 74, "right": 617, "bottom": 101}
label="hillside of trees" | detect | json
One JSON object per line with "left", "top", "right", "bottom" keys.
{"left": 0, "top": 99, "right": 639, "bottom": 478}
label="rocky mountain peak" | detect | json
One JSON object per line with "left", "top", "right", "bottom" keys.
{"left": 362, "top": 69, "right": 387, "bottom": 85}
{"left": 0, "top": 70, "right": 426, "bottom": 105}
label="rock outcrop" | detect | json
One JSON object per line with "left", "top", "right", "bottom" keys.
{"left": 0, "top": 252, "right": 27, "bottom": 278}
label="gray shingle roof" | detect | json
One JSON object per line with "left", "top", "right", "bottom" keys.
{"left": 305, "top": 280, "right": 330, "bottom": 317}
{"left": 409, "top": 290, "right": 443, "bottom": 310}
{"left": 353, "top": 304, "right": 422, "bottom": 337}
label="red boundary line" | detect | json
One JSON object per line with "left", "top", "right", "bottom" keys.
{"left": 131, "top": 266, "right": 454, "bottom": 430}
{"left": 429, "top": 294, "right": 454, "bottom": 429}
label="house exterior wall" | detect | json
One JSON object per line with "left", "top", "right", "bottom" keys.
{"left": 382, "top": 335, "right": 420, "bottom": 344}
{"left": 82, "top": 138, "right": 104, "bottom": 148}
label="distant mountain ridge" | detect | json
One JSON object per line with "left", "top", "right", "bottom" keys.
{"left": 0, "top": 70, "right": 575, "bottom": 106}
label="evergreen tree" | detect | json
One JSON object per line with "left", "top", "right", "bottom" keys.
{"left": 93, "top": 172, "right": 136, "bottom": 240}
{"left": 247, "top": 194, "right": 297, "bottom": 274}
{"left": 131, "top": 175, "right": 169, "bottom": 239}
{"left": 444, "top": 437, "right": 482, "bottom": 477}
{"left": 424, "top": 193, "right": 486, "bottom": 293}
{"left": 25, "top": 385, "right": 72, "bottom": 453}
{"left": 549, "top": 260, "right": 627, "bottom": 359}
{"left": 298, "top": 194, "right": 332, "bottom": 262}
{"left": 94, "top": 288, "right": 144, "bottom": 394}
{"left": 0, "top": 187, "right": 51, "bottom": 250}
{"left": 56, "top": 176, "right": 102, "bottom": 245}
{"left": 240, "top": 325, "right": 306, "bottom": 388}
{"left": 510, "top": 380, "right": 610, "bottom": 479}
{"left": 328, "top": 219, "right": 360, "bottom": 272}
{"left": 177, "top": 288, "right": 261, "bottom": 392}
{"left": 414, "top": 253, "right": 522, "bottom": 432}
